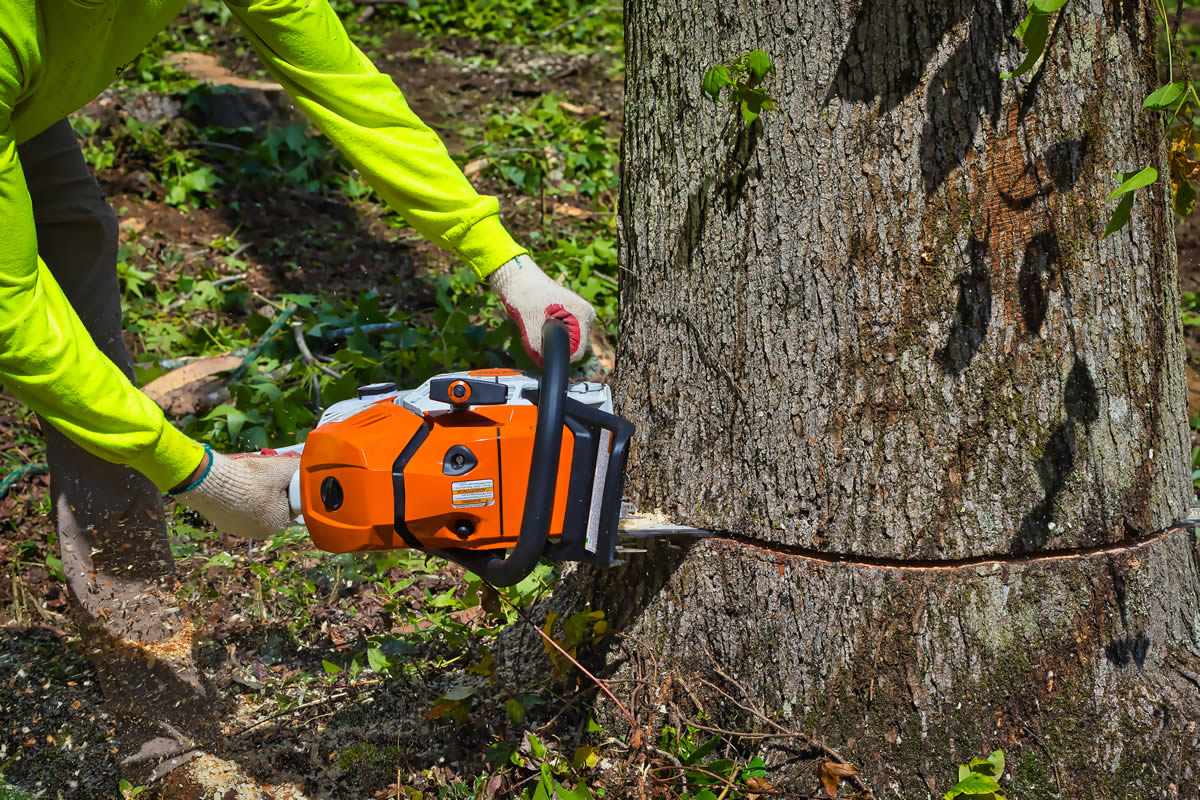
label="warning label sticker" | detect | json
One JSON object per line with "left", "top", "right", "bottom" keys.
{"left": 452, "top": 478, "right": 495, "bottom": 508}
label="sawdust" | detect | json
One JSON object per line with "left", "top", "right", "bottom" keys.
{"left": 118, "top": 616, "right": 196, "bottom": 669}
{"left": 172, "top": 753, "right": 312, "bottom": 799}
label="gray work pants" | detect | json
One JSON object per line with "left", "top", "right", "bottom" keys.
{"left": 17, "top": 119, "right": 215, "bottom": 779}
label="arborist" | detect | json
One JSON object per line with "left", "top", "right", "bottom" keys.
{"left": 0, "top": 0, "right": 595, "bottom": 782}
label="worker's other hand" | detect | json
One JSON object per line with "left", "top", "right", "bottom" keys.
{"left": 489, "top": 254, "right": 595, "bottom": 363}
{"left": 172, "top": 449, "right": 300, "bottom": 540}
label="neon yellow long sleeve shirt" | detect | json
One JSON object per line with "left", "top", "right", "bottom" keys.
{"left": 0, "top": 0, "right": 526, "bottom": 490}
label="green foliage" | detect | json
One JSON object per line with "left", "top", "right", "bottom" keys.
{"left": 1001, "top": 0, "right": 1069, "bottom": 80}
{"left": 1103, "top": 168, "right": 1159, "bottom": 238}
{"left": 701, "top": 51, "right": 777, "bottom": 126}
{"left": 358, "top": 0, "right": 623, "bottom": 52}
{"left": 945, "top": 750, "right": 1007, "bottom": 800}
{"left": 467, "top": 94, "right": 619, "bottom": 202}
{"left": 656, "top": 725, "right": 770, "bottom": 799}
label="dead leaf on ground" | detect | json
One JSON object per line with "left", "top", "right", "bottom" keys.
{"left": 478, "top": 583, "right": 503, "bottom": 617}
{"left": 551, "top": 202, "right": 594, "bottom": 219}
{"left": 119, "top": 217, "right": 147, "bottom": 237}
{"left": 558, "top": 101, "right": 607, "bottom": 117}
{"left": 164, "top": 52, "right": 282, "bottom": 91}
{"left": 745, "top": 774, "right": 774, "bottom": 799}
{"left": 143, "top": 355, "right": 241, "bottom": 414}
{"left": 463, "top": 157, "right": 490, "bottom": 178}
{"left": 818, "top": 759, "right": 859, "bottom": 798}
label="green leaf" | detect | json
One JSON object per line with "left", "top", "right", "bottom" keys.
{"left": 1029, "top": 0, "right": 1069, "bottom": 12}
{"left": 683, "top": 735, "right": 721, "bottom": 765}
{"left": 206, "top": 404, "right": 249, "bottom": 440}
{"left": 1107, "top": 167, "right": 1158, "bottom": 199}
{"left": 1001, "top": 12, "right": 1049, "bottom": 79}
{"left": 586, "top": 718, "right": 603, "bottom": 733}
{"left": 572, "top": 745, "right": 600, "bottom": 770}
{"left": 531, "top": 770, "right": 553, "bottom": 800}
{"left": 1176, "top": 177, "right": 1197, "bottom": 216}
{"left": 505, "top": 697, "right": 526, "bottom": 725}
{"left": 203, "top": 551, "right": 235, "bottom": 570}
{"left": 1103, "top": 191, "right": 1135, "bottom": 237}
{"left": 944, "top": 772, "right": 1003, "bottom": 798}
{"left": 321, "top": 659, "right": 342, "bottom": 675}
{"left": 959, "top": 764, "right": 972, "bottom": 781}
{"left": 744, "top": 50, "right": 774, "bottom": 82}
{"left": 983, "top": 749, "right": 1005, "bottom": 777}
{"left": 441, "top": 684, "right": 475, "bottom": 701}
{"left": 701, "top": 65, "right": 732, "bottom": 101}
{"left": 555, "top": 781, "right": 594, "bottom": 800}
{"left": 366, "top": 647, "right": 388, "bottom": 673}
{"left": 528, "top": 733, "right": 547, "bottom": 760}
{"left": 1144, "top": 81, "right": 1188, "bottom": 110}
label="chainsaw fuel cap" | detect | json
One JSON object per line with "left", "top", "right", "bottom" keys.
{"left": 442, "top": 445, "right": 478, "bottom": 476}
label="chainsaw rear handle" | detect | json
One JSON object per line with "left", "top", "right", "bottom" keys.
{"left": 440, "top": 317, "right": 571, "bottom": 586}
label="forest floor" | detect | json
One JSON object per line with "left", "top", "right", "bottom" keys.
{"left": 3, "top": 5, "right": 1200, "bottom": 800}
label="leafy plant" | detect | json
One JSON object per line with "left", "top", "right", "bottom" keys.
{"left": 118, "top": 779, "right": 148, "bottom": 799}
{"left": 701, "top": 50, "right": 777, "bottom": 126}
{"left": 365, "top": 0, "right": 623, "bottom": 52}
{"left": 467, "top": 94, "right": 619, "bottom": 202}
{"left": 944, "top": 750, "right": 1007, "bottom": 800}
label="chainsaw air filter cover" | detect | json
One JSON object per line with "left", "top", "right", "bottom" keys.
{"left": 292, "top": 360, "right": 633, "bottom": 579}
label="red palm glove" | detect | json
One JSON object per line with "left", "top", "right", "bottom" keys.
{"left": 489, "top": 254, "right": 596, "bottom": 363}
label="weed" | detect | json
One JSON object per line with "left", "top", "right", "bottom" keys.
{"left": 466, "top": 94, "right": 619, "bottom": 203}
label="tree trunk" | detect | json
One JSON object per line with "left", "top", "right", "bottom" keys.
{"left": 582, "top": 0, "right": 1200, "bottom": 795}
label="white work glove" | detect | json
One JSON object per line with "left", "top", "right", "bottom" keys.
{"left": 489, "top": 254, "right": 596, "bottom": 363}
{"left": 171, "top": 447, "right": 300, "bottom": 540}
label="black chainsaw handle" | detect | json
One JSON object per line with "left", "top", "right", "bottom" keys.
{"left": 444, "top": 318, "right": 569, "bottom": 587}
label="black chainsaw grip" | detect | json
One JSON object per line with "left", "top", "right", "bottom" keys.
{"left": 449, "top": 318, "right": 569, "bottom": 586}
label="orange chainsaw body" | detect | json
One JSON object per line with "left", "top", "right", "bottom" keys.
{"left": 297, "top": 396, "right": 576, "bottom": 554}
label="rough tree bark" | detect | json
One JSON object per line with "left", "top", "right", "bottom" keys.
{"left": 565, "top": 0, "right": 1200, "bottom": 796}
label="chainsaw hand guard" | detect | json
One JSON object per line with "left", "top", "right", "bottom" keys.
{"left": 432, "top": 319, "right": 569, "bottom": 585}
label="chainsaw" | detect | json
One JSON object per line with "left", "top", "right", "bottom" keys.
{"left": 283, "top": 320, "right": 706, "bottom": 586}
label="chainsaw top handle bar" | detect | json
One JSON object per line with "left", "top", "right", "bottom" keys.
{"left": 441, "top": 317, "right": 570, "bottom": 586}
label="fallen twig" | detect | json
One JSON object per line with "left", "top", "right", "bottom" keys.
{"left": 695, "top": 665, "right": 872, "bottom": 799}
{"left": 291, "top": 321, "right": 343, "bottom": 380}
{"left": 229, "top": 678, "right": 384, "bottom": 738}
{"left": 541, "top": 5, "right": 621, "bottom": 38}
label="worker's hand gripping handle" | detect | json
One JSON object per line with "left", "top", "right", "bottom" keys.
{"left": 444, "top": 318, "right": 570, "bottom": 586}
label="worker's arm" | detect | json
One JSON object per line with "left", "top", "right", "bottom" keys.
{"left": 0, "top": 118, "right": 203, "bottom": 490}
{"left": 223, "top": 0, "right": 595, "bottom": 360}
{"left": 223, "top": 0, "right": 525, "bottom": 279}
